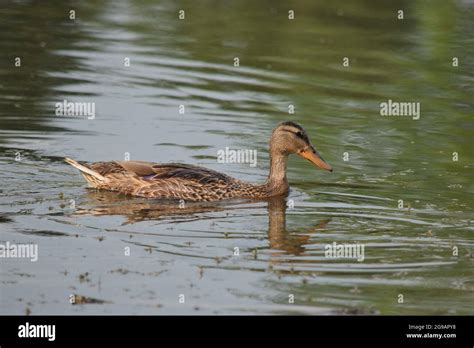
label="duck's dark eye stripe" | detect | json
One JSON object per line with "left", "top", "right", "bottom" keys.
{"left": 293, "top": 130, "right": 307, "bottom": 140}
{"left": 282, "top": 129, "right": 310, "bottom": 143}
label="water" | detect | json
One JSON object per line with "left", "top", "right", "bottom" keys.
{"left": 1, "top": 0, "right": 473, "bottom": 315}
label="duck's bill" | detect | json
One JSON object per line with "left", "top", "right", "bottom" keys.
{"left": 299, "top": 148, "right": 333, "bottom": 172}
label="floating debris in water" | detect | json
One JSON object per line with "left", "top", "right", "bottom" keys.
{"left": 78, "top": 272, "right": 90, "bottom": 283}
{"left": 109, "top": 268, "right": 165, "bottom": 277}
{"left": 72, "top": 294, "right": 108, "bottom": 305}
{"left": 252, "top": 249, "right": 258, "bottom": 259}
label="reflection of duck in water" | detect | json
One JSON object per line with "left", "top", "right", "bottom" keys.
{"left": 266, "top": 197, "right": 330, "bottom": 256}
{"left": 74, "top": 190, "right": 231, "bottom": 224}
{"left": 65, "top": 121, "right": 332, "bottom": 202}
{"left": 75, "top": 192, "right": 330, "bottom": 256}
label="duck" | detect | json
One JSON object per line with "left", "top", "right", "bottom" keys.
{"left": 64, "top": 121, "right": 332, "bottom": 202}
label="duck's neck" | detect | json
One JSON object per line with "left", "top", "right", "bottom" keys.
{"left": 265, "top": 151, "right": 289, "bottom": 195}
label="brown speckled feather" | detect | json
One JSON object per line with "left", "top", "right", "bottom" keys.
{"left": 67, "top": 159, "right": 271, "bottom": 202}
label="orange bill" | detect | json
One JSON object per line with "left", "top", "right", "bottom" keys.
{"left": 298, "top": 148, "right": 333, "bottom": 172}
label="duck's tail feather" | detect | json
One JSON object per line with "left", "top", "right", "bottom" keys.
{"left": 64, "top": 157, "right": 106, "bottom": 187}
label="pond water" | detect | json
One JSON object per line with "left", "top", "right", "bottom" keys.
{"left": 0, "top": 0, "right": 473, "bottom": 315}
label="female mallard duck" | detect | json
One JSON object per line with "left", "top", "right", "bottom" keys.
{"left": 65, "top": 121, "right": 332, "bottom": 202}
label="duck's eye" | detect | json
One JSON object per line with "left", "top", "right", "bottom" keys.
{"left": 295, "top": 131, "right": 304, "bottom": 138}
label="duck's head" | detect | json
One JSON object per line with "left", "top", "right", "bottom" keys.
{"left": 270, "top": 121, "right": 333, "bottom": 172}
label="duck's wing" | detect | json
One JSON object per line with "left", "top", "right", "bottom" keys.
{"left": 150, "top": 163, "right": 234, "bottom": 184}
{"left": 90, "top": 161, "right": 231, "bottom": 184}
{"left": 132, "top": 163, "right": 239, "bottom": 201}
{"left": 89, "top": 161, "right": 157, "bottom": 177}
{"left": 112, "top": 161, "right": 157, "bottom": 176}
